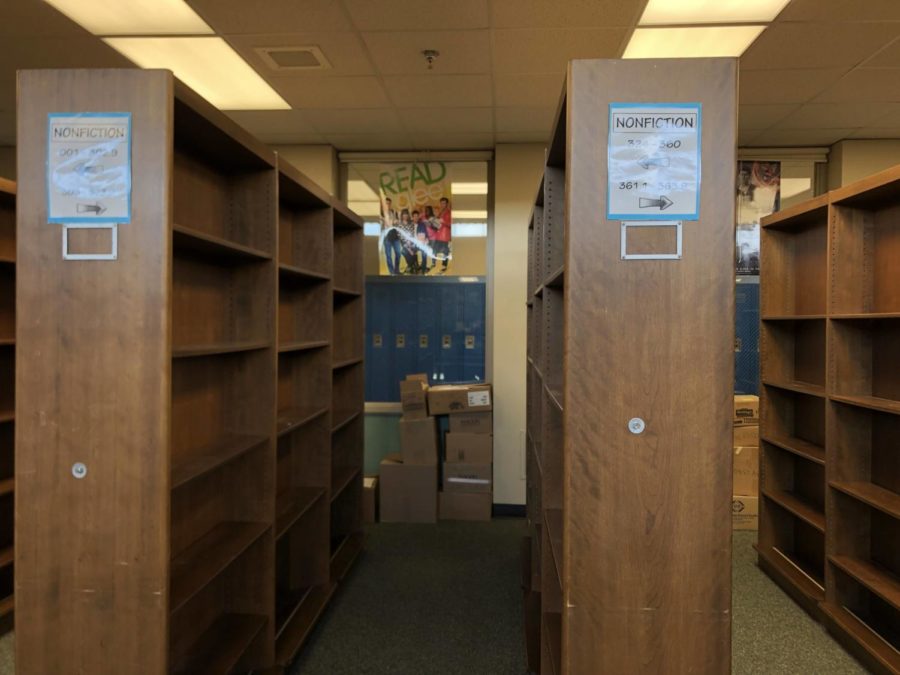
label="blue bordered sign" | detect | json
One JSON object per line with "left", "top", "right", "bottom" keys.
{"left": 47, "top": 112, "right": 132, "bottom": 224}
{"left": 607, "top": 103, "right": 701, "bottom": 221}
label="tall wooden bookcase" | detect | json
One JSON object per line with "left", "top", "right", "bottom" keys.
{"left": 524, "top": 58, "right": 736, "bottom": 674}
{"left": 759, "top": 165, "right": 900, "bottom": 675}
{"left": 15, "top": 69, "right": 364, "bottom": 674}
{"left": 0, "top": 178, "right": 14, "bottom": 634}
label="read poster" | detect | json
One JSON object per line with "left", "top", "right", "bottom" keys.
{"left": 736, "top": 160, "right": 781, "bottom": 275}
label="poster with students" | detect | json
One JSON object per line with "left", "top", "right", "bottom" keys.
{"left": 378, "top": 161, "right": 453, "bottom": 276}
{"left": 736, "top": 160, "right": 780, "bottom": 275}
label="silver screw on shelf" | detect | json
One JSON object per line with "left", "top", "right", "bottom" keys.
{"left": 628, "top": 418, "right": 645, "bottom": 435}
{"left": 72, "top": 462, "right": 87, "bottom": 479}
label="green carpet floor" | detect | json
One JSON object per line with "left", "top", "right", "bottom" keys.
{"left": 0, "top": 524, "right": 869, "bottom": 674}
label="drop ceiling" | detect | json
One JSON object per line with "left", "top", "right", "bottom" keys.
{"left": 1, "top": 0, "right": 900, "bottom": 149}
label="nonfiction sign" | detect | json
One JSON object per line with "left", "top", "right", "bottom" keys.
{"left": 47, "top": 112, "right": 132, "bottom": 223}
{"left": 607, "top": 103, "right": 701, "bottom": 221}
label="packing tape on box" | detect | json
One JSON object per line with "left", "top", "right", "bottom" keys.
{"left": 447, "top": 477, "right": 491, "bottom": 485}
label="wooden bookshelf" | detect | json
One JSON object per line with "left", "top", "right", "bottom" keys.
{"left": 15, "top": 69, "right": 364, "bottom": 673}
{"left": 0, "top": 178, "right": 13, "bottom": 636}
{"left": 523, "top": 59, "right": 736, "bottom": 673}
{"left": 759, "top": 164, "right": 900, "bottom": 674}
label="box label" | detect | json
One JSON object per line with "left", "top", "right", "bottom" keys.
{"left": 468, "top": 390, "right": 491, "bottom": 407}
{"left": 607, "top": 103, "right": 701, "bottom": 221}
{"left": 47, "top": 112, "right": 132, "bottom": 223}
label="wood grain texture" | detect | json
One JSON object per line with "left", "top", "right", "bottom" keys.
{"left": 562, "top": 59, "right": 736, "bottom": 674}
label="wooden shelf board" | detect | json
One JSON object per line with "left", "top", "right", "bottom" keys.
{"left": 533, "top": 285, "right": 544, "bottom": 298}
{"left": 172, "top": 434, "right": 268, "bottom": 490}
{"left": 821, "top": 602, "right": 900, "bottom": 675}
{"left": 762, "top": 434, "right": 825, "bottom": 466}
{"left": 545, "top": 265, "right": 565, "bottom": 289}
{"left": 762, "top": 378, "right": 826, "bottom": 399}
{"left": 762, "top": 488, "right": 825, "bottom": 532}
{"left": 760, "top": 193, "right": 829, "bottom": 229}
{"left": 170, "top": 521, "right": 269, "bottom": 614}
{"left": 830, "top": 481, "right": 900, "bottom": 520}
{"left": 172, "top": 613, "right": 266, "bottom": 675}
{"left": 278, "top": 340, "right": 329, "bottom": 354}
{"left": 0, "top": 339, "right": 13, "bottom": 347}
{"left": 761, "top": 315, "right": 827, "bottom": 321}
{"left": 543, "top": 610, "right": 562, "bottom": 675}
{"left": 332, "top": 356, "right": 363, "bottom": 370}
{"left": 172, "top": 340, "right": 269, "bottom": 359}
{"left": 0, "top": 257, "right": 13, "bottom": 265}
{"left": 331, "top": 466, "right": 361, "bottom": 503}
{"left": 333, "top": 286, "right": 362, "bottom": 298}
{"left": 278, "top": 263, "right": 330, "bottom": 283}
{"left": 275, "top": 583, "right": 336, "bottom": 666}
{"left": 332, "top": 409, "right": 361, "bottom": 434}
{"left": 276, "top": 488, "right": 325, "bottom": 540}
{"left": 830, "top": 555, "right": 900, "bottom": 612}
{"left": 277, "top": 406, "right": 329, "bottom": 437}
{"left": 0, "top": 479, "right": 13, "bottom": 497}
{"left": 831, "top": 312, "right": 900, "bottom": 321}
{"left": 330, "top": 531, "right": 364, "bottom": 582}
{"left": 0, "top": 546, "right": 12, "bottom": 569}
{"left": 0, "top": 411, "right": 13, "bottom": 424}
{"left": 544, "top": 508, "right": 563, "bottom": 591}
{"left": 757, "top": 544, "right": 825, "bottom": 601}
{"left": 0, "top": 596, "right": 12, "bottom": 619}
{"left": 545, "top": 385, "right": 564, "bottom": 412}
{"left": 173, "top": 224, "right": 272, "bottom": 262}
{"left": 529, "top": 435, "right": 543, "bottom": 478}
{"left": 830, "top": 393, "right": 900, "bottom": 416}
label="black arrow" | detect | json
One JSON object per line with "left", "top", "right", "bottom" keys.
{"left": 639, "top": 195, "right": 674, "bottom": 210}
{"left": 76, "top": 202, "right": 107, "bottom": 215}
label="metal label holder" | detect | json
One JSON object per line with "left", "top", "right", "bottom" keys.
{"left": 620, "top": 220, "right": 682, "bottom": 260}
{"left": 62, "top": 222, "right": 118, "bottom": 261}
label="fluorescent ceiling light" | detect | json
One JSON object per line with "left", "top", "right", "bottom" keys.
{"left": 639, "top": 0, "right": 790, "bottom": 25}
{"left": 451, "top": 182, "right": 488, "bottom": 195}
{"left": 624, "top": 26, "right": 765, "bottom": 59}
{"left": 104, "top": 37, "right": 290, "bottom": 110}
{"left": 44, "top": 0, "right": 212, "bottom": 35}
{"left": 454, "top": 210, "right": 489, "bottom": 220}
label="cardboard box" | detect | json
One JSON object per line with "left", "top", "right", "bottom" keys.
{"left": 733, "top": 424, "right": 759, "bottom": 448}
{"left": 445, "top": 432, "right": 493, "bottom": 464}
{"left": 732, "top": 495, "right": 758, "bottom": 531}
{"left": 449, "top": 411, "right": 493, "bottom": 434}
{"left": 379, "top": 453, "right": 437, "bottom": 523}
{"left": 733, "top": 446, "right": 759, "bottom": 496}
{"left": 428, "top": 383, "right": 493, "bottom": 415}
{"left": 443, "top": 462, "right": 492, "bottom": 494}
{"left": 439, "top": 491, "right": 492, "bottom": 521}
{"left": 400, "top": 378, "right": 429, "bottom": 420}
{"left": 363, "top": 475, "right": 378, "bottom": 523}
{"left": 399, "top": 416, "right": 438, "bottom": 465}
{"left": 734, "top": 395, "right": 760, "bottom": 426}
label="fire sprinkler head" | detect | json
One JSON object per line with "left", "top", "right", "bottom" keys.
{"left": 422, "top": 49, "right": 440, "bottom": 69}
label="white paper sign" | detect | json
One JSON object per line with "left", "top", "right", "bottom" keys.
{"left": 47, "top": 113, "right": 132, "bottom": 223}
{"left": 467, "top": 391, "right": 491, "bottom": 407}
{"left": 607, "top": 103, "right": 701, "bottom": 221}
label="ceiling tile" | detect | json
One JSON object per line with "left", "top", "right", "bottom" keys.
{"left": 383, "top": 75, "right": 492, "bottom": 108}
{"left": 777, "top": 102, "right": 888, "bottom": 128}
{"left": 491, "top": 0, "right": 642, "bottom": 28}
{"left": 741, "top": 23, "right": 900, "bottom": 70}
{"left": 865, "top": 103, "right": 900, "bottom": 127}
{"left": 303, "top": 108, "right": 404, "bottom": 134}
{"left": 272, "top": 76, "right": 390, "bottom": 108}
{"left": 494, "top": 73, "right": 563, "bottom": 107}
{"left": 863, "top": 38, "right": 900, "bottom": 68}
{"left": 739, "top": 104, "right": 799, "bottom": 130}
{"left": 777, "top": 0, "right": 900, "bottom": 22}
{"left": 739, "top": 68, "right": 848, "bottom": 105}
{"left": 324, "top": 133, "right": 415, "bottom": 150}
{"left": 398, "top": 107, "right": 493, "bottom": 134}
{"left": 410, "top": 132, "right": 495, "bottom": 150}
{"left": 257, "top": 131, "right": 329, "bottom": 144}
{"left": 227, "top": 32, "right": 374, "bottom": 77}
{"left": 188, "top": 0, "right": 352, "bottom": 34}
{"left": 751, "top": 127, "right": 855, "bottom": 146}
{"left": 495, "top": 107, "right": 556, "bottom": 134}
{"left": 362, "top": 30, "right": 491, "bottom": 75}
{"left": 226, "top": 109, "right": 317, "bottom": 134}
{"left": 496, "top": 131, "right": 550, "bottom": 144}
{"left": 0, "top": 0, "right": 90, "bottom": 37}
{"left": 848, "top": 127, "right": 900, "bottom": 139}
{"left": 814, "top": 68, "right": 900, "bottom": 103}
{"left": 343, "top": 0, "right": 489, "bottom": 30}
{"left": 493, "top": 28, "right": 627, "bottom": 74}
{"left": 738, "top": 128, "right": 763, "bottom": 147}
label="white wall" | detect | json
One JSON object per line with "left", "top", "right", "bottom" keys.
{"left": 272, "top": 144, "right": 338, "bottom": 195}
{"left": 827, "top": 139, "right": 900, "bottom": 188}
{"left": 0, "top": 147, "right": 14, "bottom": 180}
{"left": 489, "top": 144, "right": 546, "bottom": 505}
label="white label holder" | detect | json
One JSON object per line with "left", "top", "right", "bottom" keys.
{"left": 620, "top": 220, "right": 682, "bottom": 261}
{"left": 62, "top": 222, "right": 118, "bottom": 261}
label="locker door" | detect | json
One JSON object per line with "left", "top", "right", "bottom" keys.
{"left": 437, "top": 283, "right": 465, "bottom": 383}
{"left": 415, "top": 282, "right": 437, "bottom": 382}
{"left": 365, "top": 280, "right": 393, "bottom": 401}
{"left": 390, "top": 283, "right": 419, "bottom": 396}
{"left": 461, "top": 282, "right": 486, "bottom": 381}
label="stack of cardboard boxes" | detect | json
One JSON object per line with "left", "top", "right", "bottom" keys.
{"left": 379, "top": 376, "right": 494, "bottom": 523}
{"left": 732, "top": 394, "right": 760, "bottom": 531}
{"left": 430, "top": 383, "right": 493, "bottom": 521}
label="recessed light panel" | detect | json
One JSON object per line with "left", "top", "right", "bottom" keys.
{"left": 623, "top": 26, "right": 766, "bottom": 59}
{"left": 639, "top": 0, "right": 790, "bottom": 25}
{"left": 44, "top": 0, "right": 212, "bottom": 35}
{"left": 104, "top": 37, "right": 290, "bottom": 110}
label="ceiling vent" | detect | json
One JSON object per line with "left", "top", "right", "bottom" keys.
{"left": 255, "top": 46, "right": 331, "bottom": 71}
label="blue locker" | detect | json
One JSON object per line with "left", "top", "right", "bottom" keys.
{"left": 735, "top": 277, "right": 759, "bottom": 395}
{"left": 365, "top": 281, "right": 393, "bottom": 402}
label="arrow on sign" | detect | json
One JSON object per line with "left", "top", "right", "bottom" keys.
{"left": 639, "top": 196, "right": 674, "bottom": 210}
{"left": 76, "top": 202, "right": 107, "bottom": 215}
{"left": 639, "top": 155, "right": 670, "bottom": 170}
